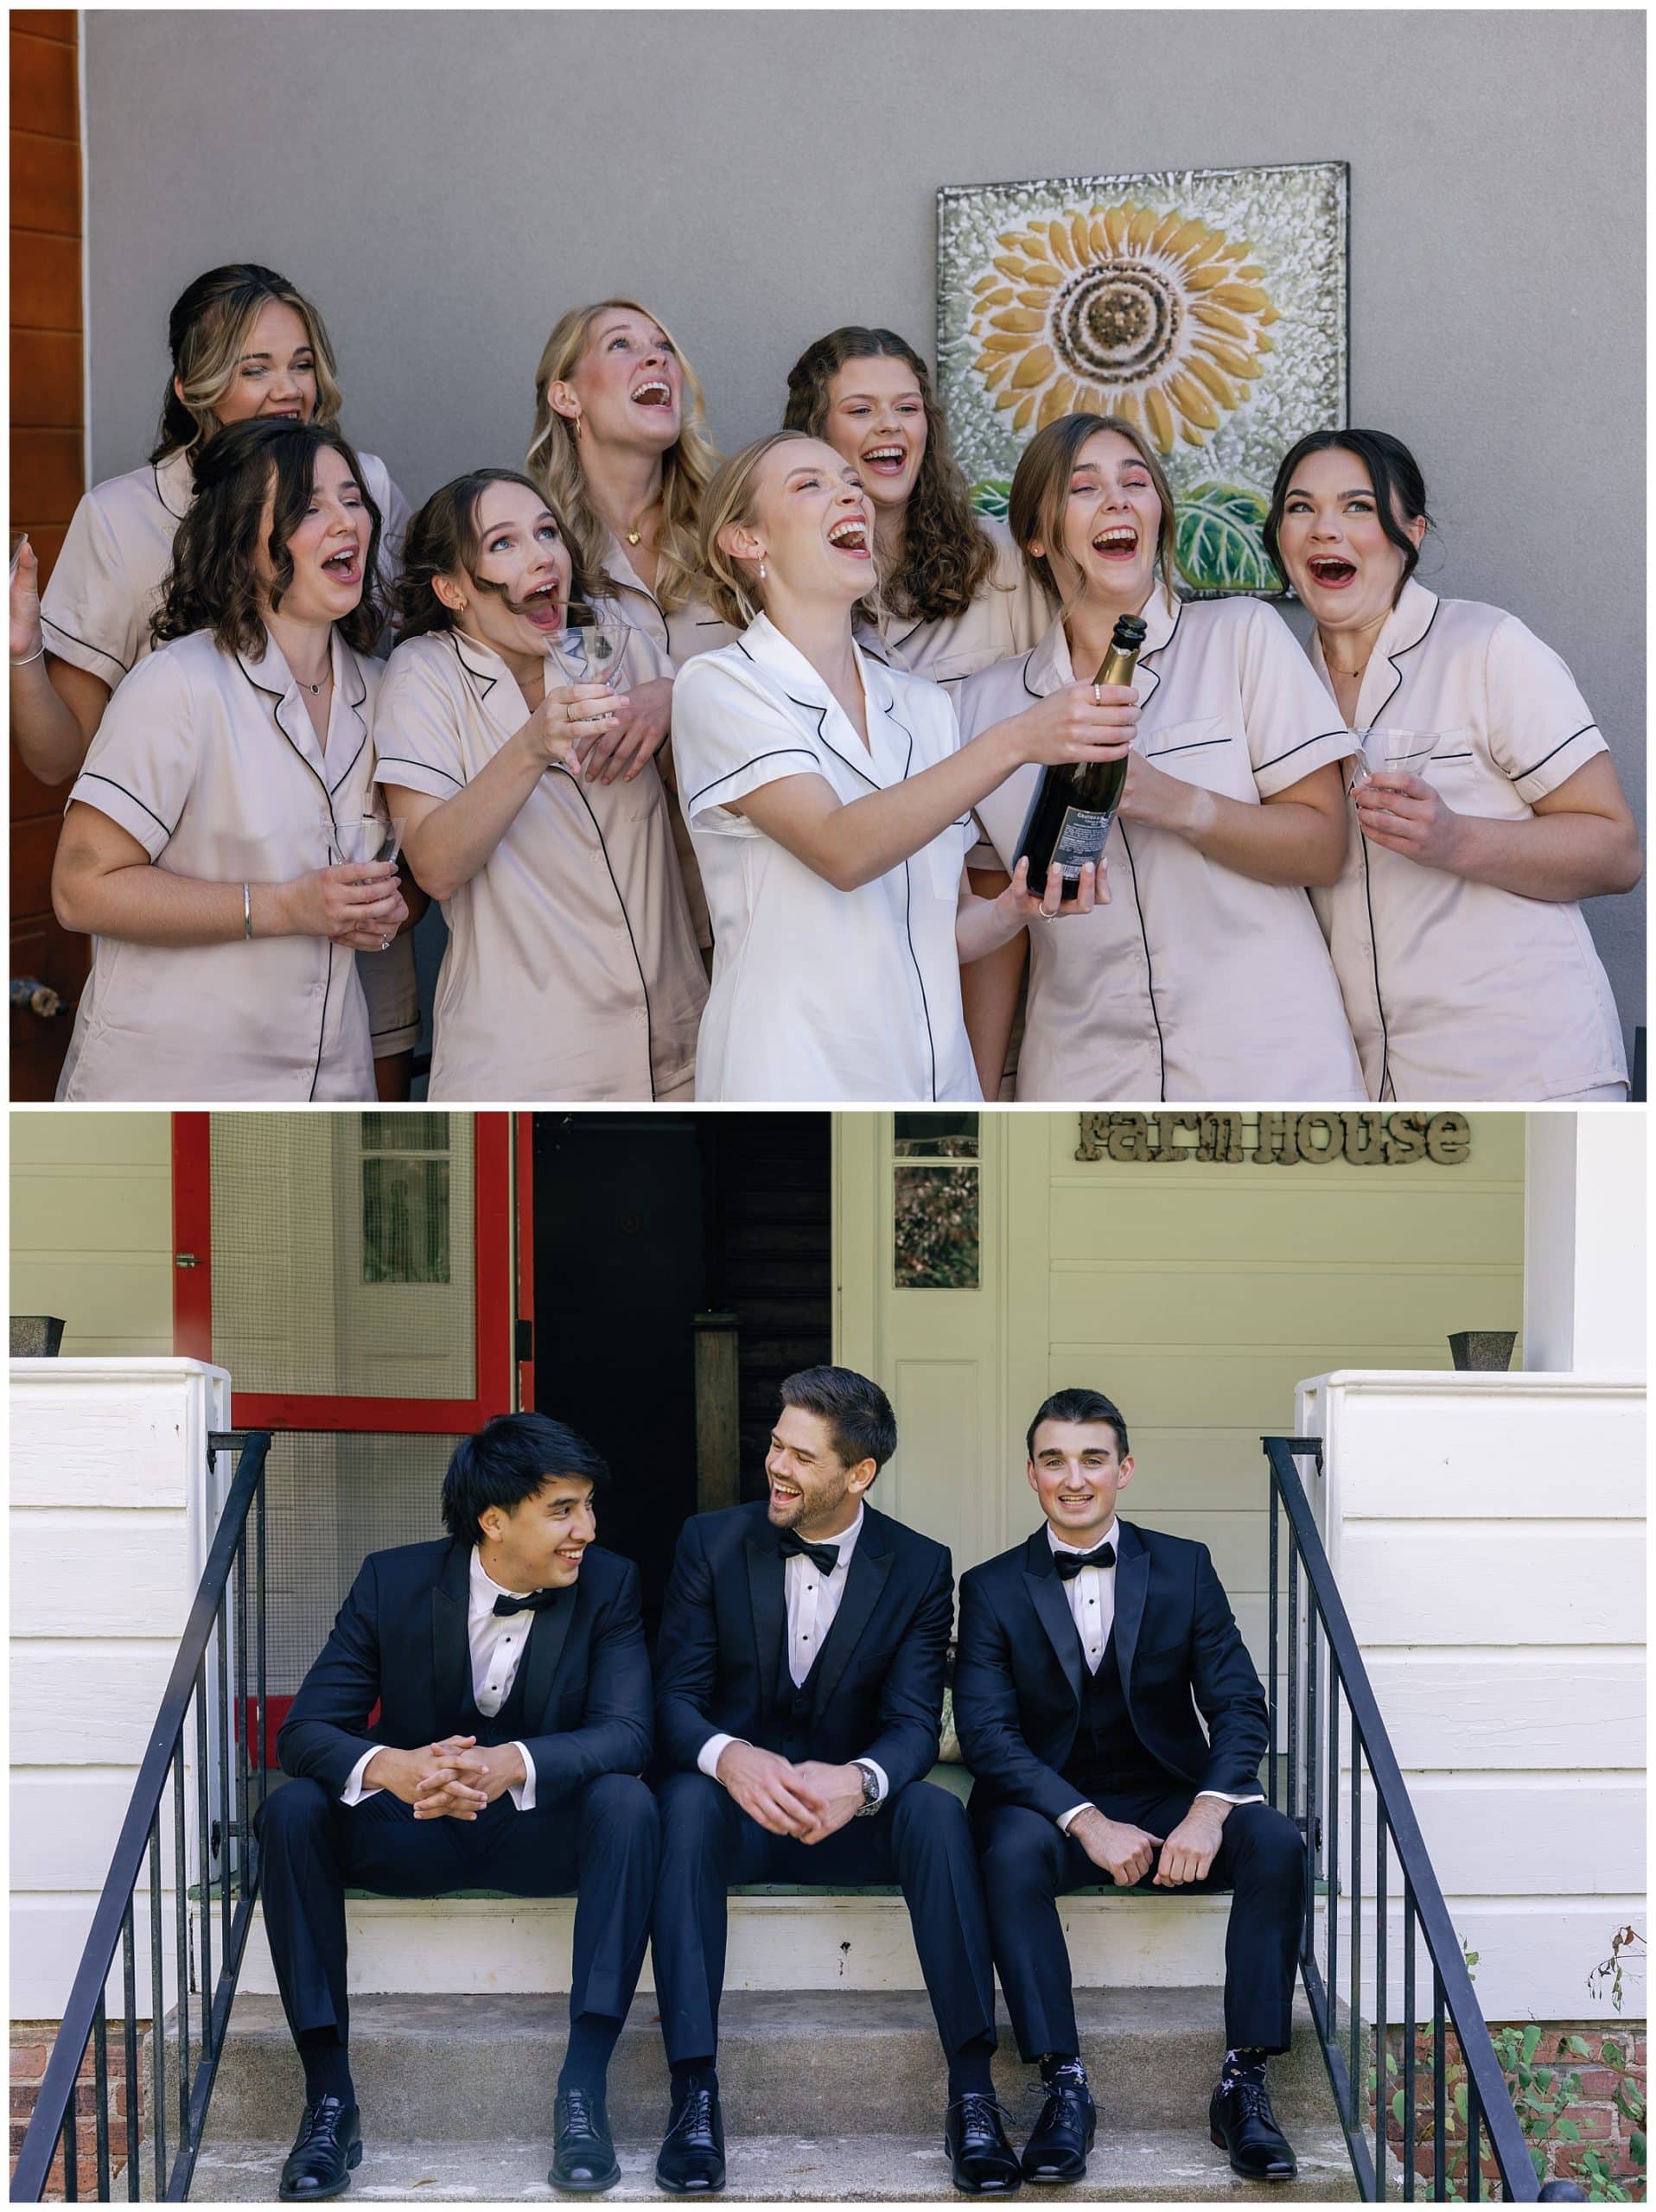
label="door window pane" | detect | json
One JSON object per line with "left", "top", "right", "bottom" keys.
{"left": 894, "top": 1114, "right": 980, "bottom": 1289}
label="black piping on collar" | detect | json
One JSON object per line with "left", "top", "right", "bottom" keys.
{"left": 151, "top": 455, "right": 191, "bottom": 522}
{"left": 734, "top": 636, "right": 881, "bottom": 795}
{"left": 449, "top": 631, "right": 500, "bottom": 700}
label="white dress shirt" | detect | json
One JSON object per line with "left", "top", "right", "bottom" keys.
{"left": 1048, "top": 1522, "right": 1262, "bottom": 1834}
{"left": 699, "top": 1504, "right": 889, "bottom": 1802}
{"left": 341, "top": 1548, "right": 541, "bottom": 1810}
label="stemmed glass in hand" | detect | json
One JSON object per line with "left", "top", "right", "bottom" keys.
{"left": 322, "top": 809, "right": 406, "bottom": 950}
{"left": 551, "top": 601, "right": 633, "bottom": 696}
{"left": 326, "top": 809, "right": 405, "bottom": 868}
{"left": 1357, "top": 728, "right": 1439, "bottom": 785}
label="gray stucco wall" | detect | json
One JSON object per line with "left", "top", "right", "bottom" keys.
{"left": 83, "top": 9, "right": 1646, "bottom": 1052}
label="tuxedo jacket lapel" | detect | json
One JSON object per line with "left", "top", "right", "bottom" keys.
{"left": 745, "top": 1529, "right": 787, "bottom": 1688}
{"left": 810, "top": 1529, "right": 894, "bottom": 1720}
{"left": 430, "top": 1542, "right": 471, "bottom": 1722}
{"left": 519, "top": 1587, "right": 575, "bottom": 1724}
{"left": 1022, "top": 1529, "right": 1085, "bottom": 1712}
{"left": 1111, "top": 1518, "right": 1150, "bottom": 1724}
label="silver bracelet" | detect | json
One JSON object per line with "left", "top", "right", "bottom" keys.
{"left": 243, "top": 883, "right": 253, "bottom": 940}
{"left": 10, "top": 641, "right": 47, "bottom": 668}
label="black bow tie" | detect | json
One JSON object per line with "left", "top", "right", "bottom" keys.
{"left": 1054, "top": 1541, "right": 1116, "bottom": 1580}
{"left": 778, "top": 1529, "right": 841, "bottom": 1576}
{"left": 491, "top": 1586, "right": 564, "bottom": 1618}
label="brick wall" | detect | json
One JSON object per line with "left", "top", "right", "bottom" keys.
{"left": 10, "top": 6, "right": 89, "bottom": 1100}
{"left": 10, "top": 2023, "right": 141, "bottom": 2199}
{"left": 1372, "top": 2019, "right": 1647, "bottom": 2197}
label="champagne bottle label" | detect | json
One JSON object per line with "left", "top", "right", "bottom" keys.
{"left": 1051, "top": 804, "right": 1115, "bottom": 876}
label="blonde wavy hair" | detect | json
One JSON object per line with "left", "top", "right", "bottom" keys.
{"left": 697, "top": 431, "right": 831, "bottom": 632}
{"left": 151, "top": 264, "right": 344, "bottom": 464}
{"left": 525, "top": 297, "right": 719, "bottom": 616}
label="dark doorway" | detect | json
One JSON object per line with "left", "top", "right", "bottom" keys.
{"left": 532, "top": 1113, "right": 831, "bottom": 1640}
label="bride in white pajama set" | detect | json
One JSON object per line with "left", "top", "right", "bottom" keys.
{"left": 670, "top": 431, "right": 1125, "bottom": 1103}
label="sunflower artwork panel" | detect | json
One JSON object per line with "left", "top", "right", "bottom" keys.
{"left": 937, "top": 164, "right": 1348, "bottom": 597}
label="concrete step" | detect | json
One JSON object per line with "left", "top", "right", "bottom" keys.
{"left": 198, "top": 1990, "right": 1340, "bottom": 2144}
{"left": 185, "top": 2127, "right": 1362, "bottom": 2201}
{"left": 233, "top": 1889, "right": 1328, "bottom": 1998}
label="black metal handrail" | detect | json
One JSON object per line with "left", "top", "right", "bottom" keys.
{"left": 1264, "top": 1435, "right": 1563, "bottom": 2203}
{"left": 12, "top": 1431, "right": 271, "bottom": 2204}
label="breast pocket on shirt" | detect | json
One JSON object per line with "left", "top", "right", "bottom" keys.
{"left": 1140, "top": 715, "right": 1237, "bottom": 792}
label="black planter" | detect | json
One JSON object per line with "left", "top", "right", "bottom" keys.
{"left": 1448, "top": 1330, "right": 1516, "bottom": 1372}
{"left": 10, "top": 1316, "right": 66, "bottom": 1357}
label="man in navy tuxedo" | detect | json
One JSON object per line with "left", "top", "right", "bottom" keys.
{"left": 648, "top": 1367, "right": 1017, "bottom": 2196}
{"left": 258, "top": 1414, "right": 659, "bottom": 2201}
{"left": 954, "top": 1389, "right": 1306, "bottom": 2186}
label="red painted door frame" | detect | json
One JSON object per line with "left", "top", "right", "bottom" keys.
{"left": 172, "top": 1111, "right": 519, "bottom": 1430}
{"left": 516, "top": 1112, "right": 536, "bottom": 1410}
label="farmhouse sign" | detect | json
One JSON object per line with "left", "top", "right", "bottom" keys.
{"left": 1075, "top": 1111, "right": 1473, "bottom": 1166}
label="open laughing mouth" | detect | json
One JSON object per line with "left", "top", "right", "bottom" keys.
{"left": 1092, "top": 525, "right": 1138, "bottom": 561}
{"left": 827, "top": 517, "right": 870, "bottom": 558}
{"left": 512, "top": 579, "right": 564, "bottom": 631}
{"left": 321, "top": 547, "right": 360, "bottom": 583}
{"left": 860, "top": 443, "right": 908, "bottom": 478}
{"left": 1308, "top": 556, "right": 1357, "bottom": 587}
{"left": 631, "top": 379, "right": 673, "bottom": 410}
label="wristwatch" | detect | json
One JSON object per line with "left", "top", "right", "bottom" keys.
{"left": 852, "top": 1759, "right": 881, "bottom": 1817}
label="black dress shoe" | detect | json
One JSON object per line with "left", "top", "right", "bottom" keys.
{"left": 551, "top": 2086, "right": 621, "bottom": 2192}
{"left": 1022, "top": 2065, "right": 1096, "bottom": 2183}
{"left": 278, "top": 2096, "right": 363, "bottom": 2201}
{"left": 945, "top": 2093, "right": 1022, "bottom": 2195}
{"left": 1209, "top": 2075, "right": 1298, "bottom": 2180}
{"left": 655, "top": 2083, "right": 725, "bottom": 2195}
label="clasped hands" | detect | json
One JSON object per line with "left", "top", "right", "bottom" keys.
{"left": 714, "top": 1739, "right": 867, "bottom": 1844}
{"left": 1071, "top": 1796, "right": 1227, "bottom": 1888}
{"left": 364, "top": 1735, "right": 525, "bottom": 1821}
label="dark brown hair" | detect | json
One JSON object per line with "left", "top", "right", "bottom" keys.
{"left": 782, "top": 327, "right": 993, "bottom": 624}
{"left": 1009, "top": 414, "right": 1177, "bottom": 612}
{"left": 390, "top": 469, "right": 610, "bottom": 643}
{"left": 1027, "top": 1387, "right": 1130, "bottom": 1462}
{"left": 780, "top": 1365, "right": 896, "bottom": 1474}
{"left": 1264, "top": 429, "right": 1433, "bottom": 601}
{"left": 151, "top": 418, "right": 384, "bottom": 658}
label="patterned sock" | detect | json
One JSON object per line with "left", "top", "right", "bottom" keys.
{"left": 947, "top": 2034, "right": 997, "bottom": 2101}
{"left": 1222, "top": 2045, "right": 1269, "bottom": 2087}
{"left": 1040, "top": 2050, "right": 1088, "bottom": 2088}
{"left": 296, "top": 2028, "right": 353, "bottom": 2107}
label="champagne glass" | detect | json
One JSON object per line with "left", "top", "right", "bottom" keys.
{"left": 1360, "top": 728, "right": 1440, "bottom": 782}
{"left": 551, "top": 601, "right": 633, "bottom": 695}
{"left": 324, "top": 810, "right": 404, "bottom": 868}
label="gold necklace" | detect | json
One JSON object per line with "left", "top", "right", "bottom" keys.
{"left": 622, "top": 493, "right": 661, "bottom": 549}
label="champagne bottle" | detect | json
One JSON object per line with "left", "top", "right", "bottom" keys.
{"left": 1015, "top": 613, "right": 1147, "bottom": 892}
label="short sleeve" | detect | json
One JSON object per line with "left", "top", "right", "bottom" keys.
{"left": 360, "top": 454, "right": 412, "bottom": 594}
{"left": 1237, "top": 601, "right": 1359, "bottom": 797}
{"left": 1483, "top": 613, "right": 1607, "bottom": 803}
{"left": 67, "top": 647, "right": 201, "bottom": 857}
{"left": 40, "top": 491, "right": 151, "bottom": 685}
{"left": 372, "top": 648, "right": 469, "bottom": 801}
{"left": 671, "top": 658, "right": 825, "bottom": 833}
